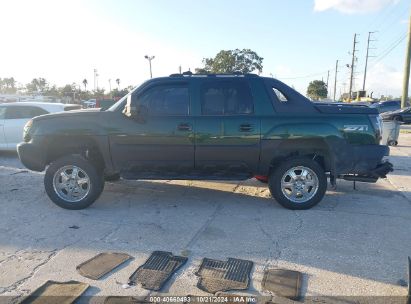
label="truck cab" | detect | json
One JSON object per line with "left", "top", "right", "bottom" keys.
{"left": 17, "top": 73, "right": 393, "bottom": 210}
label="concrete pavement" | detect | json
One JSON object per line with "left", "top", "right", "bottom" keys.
{"left": 0, "top": 133, "right": 411, "bottom": 302}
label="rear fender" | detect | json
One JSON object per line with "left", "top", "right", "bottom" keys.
{"left": 259, "top": 123, "right": 343, "bottom": 176}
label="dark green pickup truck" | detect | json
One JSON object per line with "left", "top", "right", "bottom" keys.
{"left": 17, "top": 73, "right": 393, "bottom": 210}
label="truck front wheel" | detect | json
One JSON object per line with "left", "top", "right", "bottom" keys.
{"left": 44, "top": 155, "right": 104, "bottom": 210}
{"left": 268, "top": 157, "right": 327, "bottom": 210}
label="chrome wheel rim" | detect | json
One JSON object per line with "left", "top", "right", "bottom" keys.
{"left": 53, "top": 165, "right": 91, "bottom": 203}
{"left": 281, "top": 166, "right": 319, "bottom": 203}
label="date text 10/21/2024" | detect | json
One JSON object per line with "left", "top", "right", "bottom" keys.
{"left": 148, "top": 296, "right": 258, "bottom": 303}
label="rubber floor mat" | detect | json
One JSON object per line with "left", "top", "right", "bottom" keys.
{"left": 262, "top": 269, "right": 302, "bottom": 300}
{"left": 128, "top": 251, "right": 188, "bottom": 291}
{"left": 77, "top": 252, "right": 132, "bottom": 280}
{"left": 20, "top": 280, "right": 89, "bottom": 304}
{"left": 196, "top": 257, "right": 253, "bottom": 294}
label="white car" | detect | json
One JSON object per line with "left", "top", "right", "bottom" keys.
{"left": 0, "top": 102, "right": 81, "bottom": 151}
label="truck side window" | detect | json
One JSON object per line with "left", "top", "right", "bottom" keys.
{"left": 138, "top": 85, "right": 189, "bottom": 116}
{"left": 201, "top": 81, "right": 254, "bottom": 115}
{"left": 272, "top": 88, "right": 288, "bottom": 102}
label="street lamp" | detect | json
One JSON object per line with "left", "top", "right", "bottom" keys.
{"left": 93, "top": 69, "right": 97, "bottom": 91}
{"left": 144, "top": 55, "right": 155, "bottom": 78}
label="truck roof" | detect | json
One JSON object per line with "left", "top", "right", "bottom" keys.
{"left": 168, "top": 72, "right": 260, "bottom": 78}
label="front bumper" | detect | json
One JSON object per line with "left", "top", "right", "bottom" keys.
{"left": 17, "top": 141, "right": 46, "bottom": 172}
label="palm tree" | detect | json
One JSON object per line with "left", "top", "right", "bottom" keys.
{"left": 8, "top": 77, "right": 16, "bottom": 89}
{"left": 82, "top": 79, "right": 88, "bottom": 91}
{"left": 116, "top": 78, "right": 120, "bottom": 90}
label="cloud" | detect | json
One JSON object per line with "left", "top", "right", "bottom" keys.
{"left": 360, "top": 62, "right": 402, "bottom": 98}
{"left": 314, "top": 0, "right": 398, "bottom": 14}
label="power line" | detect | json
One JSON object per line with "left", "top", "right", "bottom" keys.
{"left": 277, "top": 15, "right": 405, "bottom": 89}
{"left": 376, "top": 30, "right": 408, "bottom": 57}
{"left": 361, "top": 2, "right": 397, "bottom": 33}
{"left": 378, "top": 6, "right": 409, "bottom": 34}
{"left": 372, "top": 32, "right": 407, "bottom": 65}
{"left": 353, "top": 30, "right": 407, "bottom": 73}
{"left": 278, "top": 69, "right": 334, "bottom": 80}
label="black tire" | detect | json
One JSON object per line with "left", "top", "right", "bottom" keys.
{"left": 268, "top": 157, "right": 327, "bottom": 210}
{"left": 44, "top": 155, "right": 104, "bottom": 210}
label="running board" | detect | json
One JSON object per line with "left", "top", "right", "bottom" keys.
{"left": 341, "top": 175, "right": 378, "bottom": 183}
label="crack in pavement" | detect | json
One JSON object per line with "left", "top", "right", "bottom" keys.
{"left": 0, "top": 228, "right": 99, "bottom": 296}
{"left": 0, "top": 249, "right": 36, "bottom": 268}
{"left": 316, "top": 207, "right": 411, "bottom": 220}
{"left": 257, "top": 210, "right": 304, "bottom": 270}
{"left": 0, "top": 249, "right": 58, "bottom": 295}
{"left": 183, "top": 201, "right": 223, "bottom": 250}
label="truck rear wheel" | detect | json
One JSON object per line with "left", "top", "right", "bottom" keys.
{"left": 44, "top": 155, "right": 104, "bottom": 210}
{"left": 268, "top": 157, "right": 327, "bottom": 210}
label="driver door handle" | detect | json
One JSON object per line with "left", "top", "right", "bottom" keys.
{"left": 239, "top": 123, "right": 253, "bottom": 132}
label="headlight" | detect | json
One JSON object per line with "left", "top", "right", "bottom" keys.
{"left": 23, "top": 119, "right": 33, "bottom": 142}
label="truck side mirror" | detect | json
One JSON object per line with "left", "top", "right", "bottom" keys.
{"left": 123, "top": 95, "right": 147, "bottom": 122}
{"left": 123, "top": 95, "right": 135, "bottom": 118}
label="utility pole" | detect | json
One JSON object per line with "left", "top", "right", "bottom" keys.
{"left": 401, "top": 9, "right": 411, "bottom": 108}
{"left": 333, "top": 60, "right": 339, "bottom": 101}
{"left": 179, "top": 65, "right": 182, "bottom": 74}
{"left": 144, "top": 55, "right": 155, "bottom": 78}
{"left": 73, "top": 84, "right": 76, "bottom": 102}
{"left": 363, "top": 31, "right": 376, "bottom": 91}
{"left": 348, "top": 33, "right": 359, "bottom": 100}
{"left": 326, "top": 70, "right": 330, "bottom": 98}
{"left": 93, "top": 69, "right": 97, "bottom": 91}
{"left": 108, "top": 79, "right": 112, "bottom": 98}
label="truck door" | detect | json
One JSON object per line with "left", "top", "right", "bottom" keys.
{"left": 109, "top": 82, "right": 195, "bottom": 178}
{"left": 194, "top": 79, "right": 260, "bottom": 178}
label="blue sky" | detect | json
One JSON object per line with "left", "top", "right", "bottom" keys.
{"left": 0, "top": 0, "right": 409, "bottom": 98}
